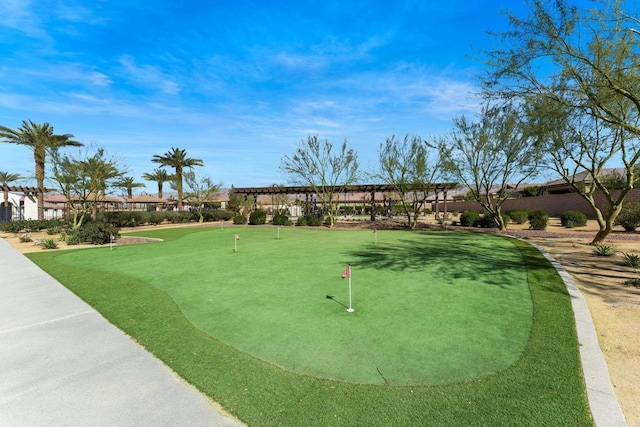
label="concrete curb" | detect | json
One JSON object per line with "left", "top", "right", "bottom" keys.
{"left": 530, "top": 242, "right": 628, "bottom": 427}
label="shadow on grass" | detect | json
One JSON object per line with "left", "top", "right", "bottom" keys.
{"left": 347, "top": 232, "right": 527, "bottom": 288}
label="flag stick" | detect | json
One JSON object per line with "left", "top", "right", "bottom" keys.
{"left": 347, "top": 264, "right": 354, "bottom": 312}
{"left": 277, "top": 227, "right": 280, "bottom": 240}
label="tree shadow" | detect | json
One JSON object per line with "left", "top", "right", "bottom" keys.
{"left": 345, "top": 233, "right": 527, "bottom": 288}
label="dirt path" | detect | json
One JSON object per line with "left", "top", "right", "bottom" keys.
{"left": 2, "top": 219, "right": 639, "bottom": 425}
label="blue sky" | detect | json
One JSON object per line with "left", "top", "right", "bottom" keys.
{"left": 0, "top": 0, "right": 586, "bottom": 193}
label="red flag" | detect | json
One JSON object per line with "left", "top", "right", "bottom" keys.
{"left": 234, "top": 233, "right": 240, "bottom": 240}
{"left": 341, "top": 264, "right": 351, "bottom": 279}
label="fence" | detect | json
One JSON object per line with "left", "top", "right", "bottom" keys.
{"left": 433, "top": 189, "right": 640, "bottom": 219}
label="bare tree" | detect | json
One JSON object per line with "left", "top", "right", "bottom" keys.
{"left": 483, "top": 0, "right": 640, "bottom": 241}
{"left": 183, "top": 170, "right": 222, "bottom": 223}
{"left": 280, "top": 136, "right": 359, "bottom": 227}
{"left": 442, "top": 103, "right": 540, "bottom": 230}
{"left": 378, "top": 135, "right": 442, "bottom": 229}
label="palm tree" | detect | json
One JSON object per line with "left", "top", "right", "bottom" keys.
{"left": 0, "top": 171, "right": 22, "bottom": 208}
{"left": 151, "top": 148, "right": 203, "bottom": 211}
{"left": 115, "top": 176, "right": 145, "bottom": 198}
{"left": 0, "top": 120, "right": 82, "bottom": 219}
{"left": 142, "top": 168, "right": 174, "bottom": 199}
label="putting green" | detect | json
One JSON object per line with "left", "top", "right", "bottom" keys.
{"left": 55, "top": 227, "right": 533, "bottom": 385}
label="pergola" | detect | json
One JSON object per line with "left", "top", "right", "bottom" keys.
{"left": 232, "top": 183, "right": 457, "bottom": 221}
{"left": 1, "top": 185, "right": 42, "bottom": 196}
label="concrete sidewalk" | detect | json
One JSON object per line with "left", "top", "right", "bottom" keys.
{"left": 0, "top": 238, "right": 243, "bottom": 427}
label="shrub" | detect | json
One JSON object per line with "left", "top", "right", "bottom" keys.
{"left": 615, "top": 202, "right": 640, "bottom": 231}
{"left": 560, "top": 211, "right": 587, "bottom": 228}
{"left": 521, "top": 186, "right": 541, "bottom": 197}
{"left": 142, "top": 211, "right": 165, "bottom": 225}
{"left": 459, "top": 211, "right": 480, "bottom": 227}
{"left": 233, "top": 215, "right": 247, "bottom": 225}
{"left": 0, "top": 218, "right": 63, "bottom": 233}
{"left": 297, "top": 214, "right": 322, "bottom": 226}
{"left": 68, "top": 222, "right": 120, "bottom": 245}
{"left": 507, "top": 209, "right": 531, "bottom": 224}
{"left": 66, "top": 234, "right": 80, "bottom": 246}
{"left": 528, "top": 210, "right": 549, "bottom": 230}
{"left": 623, "top": 277, "right": 640, "bottom": 288}
{"left": 622, "top": 252, "right": 640, "bottom": 269}
{"left": 41, "top": 238, "right": 58, "bottom": 250}
{"left": 272, "top": 213, "right": 289, "bottom": 226}
{"left": 200, "top": 209, "right": 234, "bottom": 222}
{"left": 46, "top": 225, "right": 62, "bottom": 235}
{"left": 19, "top": 233, "right": 32, "bottom": 243}
{"left": 593, "top": 243, "right": 616, "bottom": 256}
{"left": 98, "top": 211, "right": 144, "bottom": 227}
{"left": 477, "top": 214, "right": 497, "bottom": 228}
{"left": 165, "top": 211, "right": 192, "bottom": 224}
{"left": 249, "top": 210, "right": 267, "bottom": 225}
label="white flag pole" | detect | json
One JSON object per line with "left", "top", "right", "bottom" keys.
{"left": 347, "top": 264, "right": 354, "bottom": 313}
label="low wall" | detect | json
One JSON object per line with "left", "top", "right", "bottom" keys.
{"left": 434, "top": 189, "right": 640, "bottom": 219}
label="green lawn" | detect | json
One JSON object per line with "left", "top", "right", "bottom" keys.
{"left": 27, "top": 227, "right": 593, "bottom": 426}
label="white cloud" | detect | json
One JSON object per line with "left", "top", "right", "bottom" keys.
{"left": 0, "top": 0, "right": 48, "bottom": 40}
{"left": 119, "top": 55, "right": 181, "bottom": 95}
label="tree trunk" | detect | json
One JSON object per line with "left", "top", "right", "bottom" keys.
{"left": 176, "top": 168, "right": 183, "bottom": 211}
{"left": 34, "top": 149, "right": 46, "bottom": 220}
{"left": 590, "top": 203, "right": 623, "bottom": 244}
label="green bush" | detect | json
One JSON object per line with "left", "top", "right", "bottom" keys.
{"left": 249, "top": 210, "right": 267, "bottom": 225}
{"left": 459, "top": 211, "right": 480, "bottom": 227}
{"left": 233, "top": 215, "right": 248, "bottom": 225}
{"left": 272, "top": 213, "right": 289, "bottom": 226}
{"left": 528, "top": 210, "right": 549, "bottom": 230}
{"left": 200, "top": 209, "right": 233, "bottom": 222}
{"left": 507, "top": 209, "right": 531, "bottom": 224}
{"left": 0, "top": 218, "right": 64, "bottom": 233}
{"left": 521, "top": 186, "right": 541, "bottom": 197}
{"left": 560, "top": 211, "right": 587, "bottom": 228}
{"left": 141, "top": 211, "right": 165, "bottom": 225}
{"left": 68, "top": 222, "right": 120, "bottom": 245}
{"left": 164, "top": 211, "right": 192, "bottom": 224}
{"left": 615, "top": 201, "right": 640, "bottom": 231}
{"left": 41, "top": 238, "right": 58, "bottom": 250}
{"left": 46, "top": 225, "right": 62, "bottom": 235}
{"left": 593, "top": 244, "right": 616, "bottom": 256}
{"left": 66, "top": 234, "right": 80, "bottom": 245}
{"left": 297, "top": 214, "right": 322, "bottom": 226}
{"left": 98, "top": 211, "right": 144, "bottom": 227}
{"left": 477, "top": 214, "right": 497, "bottom": 228}
{"left": 622, "top": 252, "right": 640, "bottom": 269}
{"left": 623, "top": 277, "right": 640, "bottom": 288}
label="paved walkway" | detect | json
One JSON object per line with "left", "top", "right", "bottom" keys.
{"left": 0, "top": 238, "right": 243, "bottom": 427}
{"left": 0, "top": 237, "right": 628, "bottom": 426}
